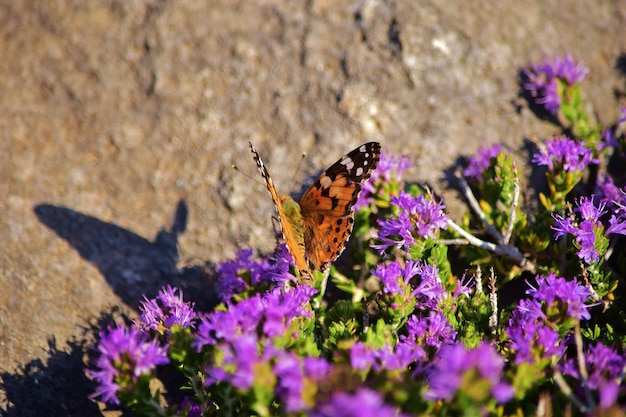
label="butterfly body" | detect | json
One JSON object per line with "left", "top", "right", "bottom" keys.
{"left": 250, "top": 141, "right": 380, "bottom": 277}
{"left": 278, "top": 194, "right": 308, "bottom": 272}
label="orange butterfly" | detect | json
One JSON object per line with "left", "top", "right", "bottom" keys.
{"left": 249, "top": 141, "right": 381, "bottom": 277}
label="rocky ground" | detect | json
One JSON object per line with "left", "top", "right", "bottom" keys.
{"left": 1, "top": 1, "right": 625, "bottom": 415}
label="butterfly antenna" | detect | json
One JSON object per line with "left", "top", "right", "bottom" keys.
{"left": 289, "top": 150, "right": 308, "bottom": 190}
{"left": 231, "top": 163, "right": 250, "bottom": 177}
{"left": 232, "top": 161, "right": 264, "bottom": 187}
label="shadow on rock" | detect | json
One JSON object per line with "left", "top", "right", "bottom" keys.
{"left": 0, "top": 309, "right": 138, "bottom": 417}
{"left": 34, "top": 200, "right": 219, "bottom": 312}
{"left": 5, "top": 202, "right": 223, "bottom": 416}
{"left": 0, "top": 338, "right": 102, "bottom": 417}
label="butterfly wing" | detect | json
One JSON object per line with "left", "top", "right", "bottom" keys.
{"left": 249, "top": 142, "right": 311, "bottom": 277}
{"left": 299, "top": 142, "right": 381, "bottom": 271}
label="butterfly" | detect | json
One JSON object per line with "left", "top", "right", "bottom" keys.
{"left": 249, "top": 141, "right": 381, "bottom": 277}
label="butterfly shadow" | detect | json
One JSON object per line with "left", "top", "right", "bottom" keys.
{"left": 18, "top": 201, "right": 220, "bottom": 415}
{"left": 33, "top": 200, "right": 219, "bottom": 312}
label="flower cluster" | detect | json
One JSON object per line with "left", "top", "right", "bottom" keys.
{"left": 215, "top": 246, "right": 295, "bottom": 300}
{"left": 85, "top": 54, "right": 626, "bottom": 416}
{"left": 526, "top": 273, "right": 592, "bottom": 320}
{"left": 532, "top": 135, "right": 597, "bottom": 174}
{"left": 559, "top": 342, "right": 626, "bottom": 411}
{"left": 463, "top": 143, "right": 503, "bottom": 182}
{"left": 87, "top": 326, "right": 169, "bottom": 405}
{"left": 373, "top": 191, "right": 448, "bottom": 254}
{"left": 373, "top": 260, "right": 445, "bottom": 306}
{"left": 552, "top": 195, "right": 626, "bottom": 264}
{"left": 193, "top": 283, "right": 316, "bottom": 349}
{"left": 425, "top": 342, "right": 514, "bottom": 404}
{"left": 312, "top": 388, "right": 408, "bottom": 417}
{"left": 506, "top": 273, "right": 592, "bottom": 366}
{"left": 138, "top": 285, "right": 196, "bottom": 333}
{"left": 532, "top": 135, "right": 600, "bottom": 210}
{"left": 523, "top": 54, "right": 589, "bottom": 114}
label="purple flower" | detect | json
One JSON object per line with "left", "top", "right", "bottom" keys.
{"left": 176, "top": 397, "right": 203, "bottom": 417}
{"left": 526, "top": 273, "right": 592, "bottom": 321}
{"left": 607, "top": 214, "right": 626, "bottom": 235}
{"left": 373, "top": 261, "right": 405, "bottom": 295}
{"left": 601, "top": 128, "right": 620, "bottom": 150}
{"left": 373, "top": 191, "right": 448, "bottom": 254}
{"left": 576, "top": 196, "right": 606, "bottom": 222}
{"left": 349, "top": 342, "right": 373, "bottom": 371}
{"left": 215, "top": 248, "right": 296, "bottom": 301}
{"left": 551, "top": 195, "right": 626, "bottom": 264}
{"left": 312, "top": 388, "right": 407, "bottom": 417}
{"left": 274, "top": 353, "right": 331, "bottom": 412}
{"left": 551, "top": 212, "right": 578, "bottom": 237}
{"left": 596, "top": 175, "right": 620, "bottom": 205}
{"left": 193, "top": 295, "right": 264, "bottom": 349}
{"left": 559, "top": 342, "right": 626, "bottom": 411}
{"left": 87, "top": 326, "right": 170, "bottom": 405}
{"left": 193, "top": 284, "right": 315, "bottom": 350}
{"left": 261, "top": 284, "right": 316, "bottom": 337}
{"left": 463, "top": 143, "right": 503, "bottom": 181}
{"left": 425, "top": 342, "right": 514, "bottom": 404}
{"left": 532, "top": 135, "right": 597, "bottom": 173}
{"left": 506, "top": 306, "right": 563, "bottom": 364}
{"left": 403, "top": 311, "right": 457, "bottom": 350}
{"left": 371, "top": 261, "right": 445, "bottom": 315}
{"left": 206, "top": 338, "right": 332, "bottom": 412}
{"left": 604, "top": 190, "right": 626, "bottom": 235}
{"left": 576, "top": 220, "right": 599, "bottom": 264}
{"left": 215, "top": 249, "right": 254, "bottom": 298}
{"left": 612, "top": 189, "right": 626, "bottom": 216}
{"left": 373, "top": 260, "right": 430, "bottom": 297}
{"left": 549, "top": 54, "right": 589, "bottom": 84}
{"left": 410, "top": 263, "right": 446, "bottom": 309}
{"left": 514, "top": 298, "right": 547, "bottom": 322}
{"left": 523, "top": 54, "right": 589, "bottom": 114}
{"left": 372, "top": 212, "right": 416, "bottom": 253}
{"left": 268, "top": 243, "right": 301, "bottom": 282}
{"left": 356, "top": 152, "right": 414, "bottom": 209}
{"left": 138, "top": 286, "right": 197, "bottom": 332}
{"left": 536, "top": 79, "right": 561, "bottom": 114}
{"left": 452, "top": 272, "right": 475, "bottom": 299}
{"left": 204, "top": 333, "right": 261, "bottom": 389}
{"left": 392, "top": 192, "right": 449, "bottom": 237}
{"left": 350, "top": 341, "right": 424, "bottom": 372}
{"left": 274, "top": 353, "right": 307, "bottom": 412}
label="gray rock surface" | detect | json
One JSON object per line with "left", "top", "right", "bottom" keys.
{"left": 1, "top": 0, "right": 624, "bottom": 415}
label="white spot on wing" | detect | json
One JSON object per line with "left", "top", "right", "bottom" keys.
{"left": 341, "top": 156, "right": 354, "bottom": 170}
